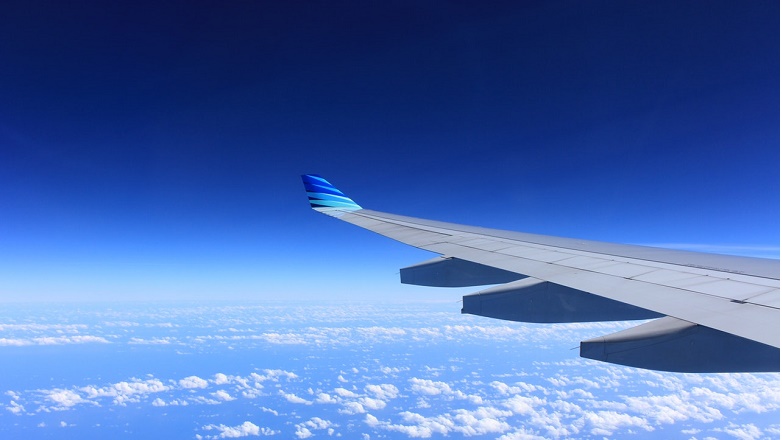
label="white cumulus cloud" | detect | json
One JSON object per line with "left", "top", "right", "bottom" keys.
{"left": 179, "top": 376, "right": 209, "bottom": 389}
{"left": 280, "top": 391, "right": 311, "bottom": 405}
{"left": 201, "top": 421, "right": 276, "bottom": 438}
{"left": 212, "top": 390, "right": 235, "bottom": 402}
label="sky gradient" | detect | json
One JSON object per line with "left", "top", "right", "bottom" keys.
{"left": 1, "top": 1, "right": 779, "bottom": 301}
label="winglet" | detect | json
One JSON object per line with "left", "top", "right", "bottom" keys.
{"left": 301, "top": 174, "right": 362, "bottom": 213}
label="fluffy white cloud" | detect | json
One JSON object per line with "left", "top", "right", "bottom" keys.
{"left": 409, "top": 378, "right": 453, "bottom": 396}
{"left": 339, "top": 401, "right": 366, "bottom": 415}
{"left": 491, "top": 380, "right": 543, "bottom": 396}
{"left": 302, "top": 417, "right": 335, "bottom": 430}
{"left": 315, "top": 393, "right": 337, "bottom": 404}
{"left": 128, "top": 337, "right": 172, "bottom": 345}
{"left": 212, "top": 390, "right": 235, "bottom": 402}
{"left": 295, "top": 418, "right": 337, "bottom": 438}
{"left": 503, "top": 395, "right": 546, "bottom": 416}
{"left": 582, "top": 410, "right": 654, "bottom": 436}
{"left": 259, "top": 332, "right": 307, "bottom": 344}
{"left": 367, "top": 406, "right": 515, "bottom": 438}
{"left": 497, "top": 427, "right": 549, "bottom": 440}
{"left": 451, "top": 407, "right": 513, "bottom": 436}
{"left": 44, "top": 389, "right": 89, "bottom": 409}
{"left": 179, "top": 376, "right": 209, "bottom": 389}
{"left": 365, "top": 384, "right": 399, "bottom": 400}
{"left": 6, "top": 400, "right": 24, "bottom": 414}
{"left": 213, "top": 373, "right": 230, "bottom": 385}
{"left": 201, "top": 421, "right": 276, "bottom": 438}
{"left": 0, "top": 339, "right": 30, "bottom": 347}
{"left": 252, "top": 370, "right": 298, "bottom": 382}
{"left": 0, "top": 324, "right": 87, "bottom": 332}
{"left": 80, "top": 378, "right": 170, "bottom": 406}
{"left": 280, "top": 391, "right": 311, "bottom": 405}
{"left": 379, "top": 366, "right": 410, "bottom": 375}
{"left": 366, "top": 412, "right": 452, "bottom": 438}
{"left": 294, "top": 426, "right": 312, "bottom": 438}
{"left": 359, "top": 397, "right": 386, "bottom": 410}
{"left": 333, "top": 388, "right": 358, "bottom": 398}
{"left": 0, "top": 336, "right": 110, "bottom": 346}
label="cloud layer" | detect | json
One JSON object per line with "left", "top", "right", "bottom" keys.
{"left": 0, "top": 301, "right": 777, "bottom": 439}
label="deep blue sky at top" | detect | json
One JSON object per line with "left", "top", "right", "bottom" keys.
{"left": 0, "top": 1, "right": 778, "bottom": 300}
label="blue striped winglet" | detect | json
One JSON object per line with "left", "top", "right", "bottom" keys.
{"left": 301, "top": 174, "right": 362, "bottom": 212}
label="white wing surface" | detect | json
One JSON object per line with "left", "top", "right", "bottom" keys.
{"left": 302, "top": 175, "right": 779, "bottom": 372}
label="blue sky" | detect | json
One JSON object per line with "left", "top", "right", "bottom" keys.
{"left": 0, "top": 1, "right": 778, "bottom": 301}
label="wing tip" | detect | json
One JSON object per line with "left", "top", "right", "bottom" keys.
{"left": 301, "top": 174, "right": 362, "bottom": 212}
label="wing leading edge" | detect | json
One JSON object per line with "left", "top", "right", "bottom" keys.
{"left": 300, "top": 175, "right": 780, "bottom": 372}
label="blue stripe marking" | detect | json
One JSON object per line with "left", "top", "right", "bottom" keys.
{"left": 304, "top": 182, "right": 347, "bottom": 196}
{"left": 306, "top": 192, "right": 355, "bottom": 203}
{"left": 301, "top": 174, "right": 362, "bottom": 210}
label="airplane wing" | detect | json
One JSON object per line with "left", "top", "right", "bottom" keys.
{"left": 301, "top": 174, "right": 780, "bottom": 372}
